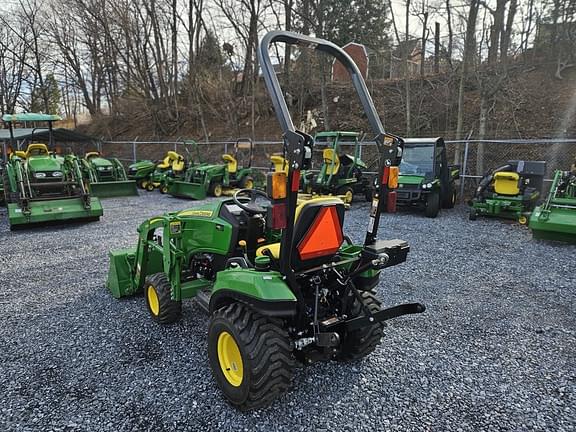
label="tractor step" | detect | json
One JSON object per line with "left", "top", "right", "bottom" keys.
{"left": 195, "top": 289, "right": 212, "bottom": 313}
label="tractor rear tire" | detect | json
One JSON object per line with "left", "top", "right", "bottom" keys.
{"left": 469, "top": 209, "right": 477, "bottom": 221}
{"left": 145, "top": 273, "right": 182, "bottom": 324}
{"left": 336, "top": 290, "right": 384, "bottom": 362}
{"left": 425, "top": 190, "right": 440, "bottom": 218}
{"left": 442, "top": 185, "right": 457, "bottom": 209}
{"left": 208, "top": 303, "right": 295, "bottom": 411}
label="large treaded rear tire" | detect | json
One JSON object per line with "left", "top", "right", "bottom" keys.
{"left": 425, "top": 190, "right": 441, "bottom": 218}
{"left": 208, "top": 303, "right": 295, "bottom": 410}
{"left": 336, "top": 290, "right": 384, "bottom": 362}
{"left": 144, "top": 273, "right": 182, "bottom": 324}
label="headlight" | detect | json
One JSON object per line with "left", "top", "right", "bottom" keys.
{"left": 52, "top": 171, "right": 63, "bottom": 177}
{"left": 421, "top": 183, "right": 428, "bottom": 189}
{"left": 427, "top": 183, "right": 433, "bottom": 188}
{"left": 34, "top": 172, "right": 46, "bottom": 178}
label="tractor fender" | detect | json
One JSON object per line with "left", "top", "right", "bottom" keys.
{"left": 210, "top": 269, "right": 297, "bottom": 317}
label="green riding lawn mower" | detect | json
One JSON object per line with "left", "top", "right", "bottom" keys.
{"left": 145, "top": 151, "right": 187, "bottom": 192}
{"left": 106, "top": 31, "right": 425, "bottom": 410}
{"left": 529, "top": 167, "right": 576, "bottom": 243}
{"left": 1, "top": 113, "right": 103, "bottom": 229}
{"left": 396, "top": 138, "right": 460, "bottom": 218}
{"left": 469, "top": 160, "right": 546, "bottom": 224}
{"left": 301, "top": 131, "right": 374, "bottom": 204}
{"left": 81, "top": 151, "right": 137, "bottom": 198}
{"left": 168, "top": 138, "right": 263, "bottom": 200}
{"left": 127, "top": 159, "right": 156, "bottom": 188}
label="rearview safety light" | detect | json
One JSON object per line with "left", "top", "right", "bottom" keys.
{"left": 388, "top": 166, "right": 399, "bottom": 189}
{"left": 267, "top": 172, "right": 287, "bottom": 200}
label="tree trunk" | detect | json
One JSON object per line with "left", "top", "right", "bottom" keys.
{"left": 405, "top": 0, "right": 411, "bottom": 136}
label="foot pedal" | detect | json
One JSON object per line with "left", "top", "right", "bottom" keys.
{"left": 195, "top": 289, "right": 212, "bottom": 313}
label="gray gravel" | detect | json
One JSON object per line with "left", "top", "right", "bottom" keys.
{"left": 0, "top": 192, "right": 575, "bottom": 432}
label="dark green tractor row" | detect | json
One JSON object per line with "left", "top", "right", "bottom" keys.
{"left": 107, "top": 32, "right": 425, "bottom": 410}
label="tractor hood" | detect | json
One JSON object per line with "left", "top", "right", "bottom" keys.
{"left": 129, "top": 160, "right": 155, "bottom": 170}
{"left": 27, "top": 155, "right": 62, "bottom": 172}
{"left": 88, "top": 157, "right": 113, "bottom": 168}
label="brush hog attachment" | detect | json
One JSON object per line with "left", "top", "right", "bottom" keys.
{"left": 529, "top": 169, "right": 576, "bottom": 243}
{"left": 89, "top": 180, "right": 138, "bottom": 198}
{"left": 8, "top": 196, "right": 103, "bottom": 229}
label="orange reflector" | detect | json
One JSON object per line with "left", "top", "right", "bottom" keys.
{"left": 297, "top": 206, "right": 343, "bottom": 260}
{"left": 388, "top": 166, "right": 399, "bottom": 189}
{"left": 268, "top": 172, "right": 287, "bottom": 200}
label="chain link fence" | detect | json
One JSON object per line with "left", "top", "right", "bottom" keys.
{"left": 99, "top": 137, "right": 576, "bottom": 200}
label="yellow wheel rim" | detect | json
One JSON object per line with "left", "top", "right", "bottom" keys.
{"left": 245, "top": 179, "right": 254, "bottom": 189}
{"left": 344, "top": 190, "right": 353, "bottom": 204}
{"left": 147, "top": 285, "right": 159, "bottom": 316}
{"left": 518, "top": 215, "right": 528, "bottom": 225}
{"left": 214, "top": 184, "right": 222, "bottom": 197}
{"left": 217, "top": 331, "right": 244, "bottom": 387}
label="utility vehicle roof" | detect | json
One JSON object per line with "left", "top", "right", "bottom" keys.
{"left": 2, "top": 113, "right": 62, "bottom": 122}
{"left": 0, "top": 127, "right": 97, "bottom": 143}
{"left": 315, "top": 131, "right": 360, "bottom": 138}
{"left": 403, "top": 137, "right": 443, "bottom": 145}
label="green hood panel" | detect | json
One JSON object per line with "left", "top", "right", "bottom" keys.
{"left": 88, "top": 157, "right": 113, "bottom": 168}
{"left": 27, "top": 156, "right": 62, "bottom": 172}
{"left": 398, "top": 174, "right": 424, "bottom": 185}
{"left": 213, "top": 269, "right": 297, "bottom": 302}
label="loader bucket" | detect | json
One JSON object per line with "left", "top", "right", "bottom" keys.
{"left": 529, "top": 205, "right": 576, "bottom": 243}
{"left": 7, "top": 197, "right": 103, "bottom": 229}
{"left": 168, "top": 181, "right": 207, "bottom": 200}
{"left": 90, "top": 180, "right": 138, "bottom": 198}
{"left": 106, "top": 248, "right": 138, "bottom": 298}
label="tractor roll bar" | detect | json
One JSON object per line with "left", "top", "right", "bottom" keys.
{"left": 258, "top": 31, "right": 384, "bottom": 137}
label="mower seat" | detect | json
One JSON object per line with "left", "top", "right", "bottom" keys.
{"left": 25, "top": 143, "right": 49, "bottom": 158}
{"left": 270, "top": 155, "right": 288, "bottom": 174}
{"left": 323, "top": 149, "right": 340, "bottom": 176}
{"left": 256, "top": 197, "right": 345, "bottom": 269}
{"left": 223, "top": 154, "right": 238, "bottom": 174}
{"left": 85, "top": 151, "right": 101, "bottom": 159}
{"left": 494, "top": 171, "right": 520, "bottom": 196}
{"left": 172, "top": 156, "right": 185, "bottom": 172}
{"left": 12, "top": 150, "right": 27, "bottom": 159}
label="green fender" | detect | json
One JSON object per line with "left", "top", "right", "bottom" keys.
{"left": 210, "top": 269, "right": 297, "bottom": 317}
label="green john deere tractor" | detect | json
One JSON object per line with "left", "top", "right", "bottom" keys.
{"left": 1, "top": 113, "right": 103, "bottom": 229}
{"left": 81, "top": 151, "right": 137, "bottom": 198}
{"left": 106, "top": 31, "right": 424, "bottom": 410}
{"left": 168, "top": 138, "right": 262, "bottom": 200}
{"left": 469, "top": 160, "right": 546, "bottom": 224}
{"left": 396, "top": 138, "right": 460, "bottom": 218}
{"left": 301, "top": 131, "right": 373, "bottom": 204}
{"left": 529, "top": 168, "right": 576, "bottom": 243}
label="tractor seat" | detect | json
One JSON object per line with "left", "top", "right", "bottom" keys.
{"left": 172, "top": 156, "right": 185, "bottom": 172}
{"left": 494, "top": 171, "right": 520, "bottom": 196}
{"left": 256, "top": 197, "right": 345, "bottom": 269}
{"left": 11, "top": 150, "right": 27, "bottom": 159}
{"left": 270, "top": 155, "right": 288, "bottom": 174}
{"left": 222, "top": 154, "right": 238, "bottom": 174}
{"left": 323, "top": 149, "right": 340, "bottom": 176}
{"left": 158, "top": 151, "right": 180, "bottom": 169}
{"left": 85, "top": 151, "right": 101, "bottom": 159}
{"left": 25, "top": 143, "right": 49, "bottom": 158}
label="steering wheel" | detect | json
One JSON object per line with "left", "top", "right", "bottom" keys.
{"left": 232, "top": 188, "right": 271, "bottom": 214}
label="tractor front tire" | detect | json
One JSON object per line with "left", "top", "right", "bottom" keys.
{"left": 209, "top": 182, "right": 223, "bottom": 197}
{"left": 425, "top": 190, "right": 440, "bottom": 218}
{"left": 160, "top": 184, "right": 169, "bottom": 194}
{"left": 337, "top": 290, "right": 384, "bottom": 362}
{"left": 337, "top": 186, "right": 354, "bottom": 204}
{"left": 442, "top": 185, "right": 457, "bottom": 209}
{"left": 145, "top": 182, "right": 155, "bottom": 192}
{"left": 240, "top": 176, "right": 254, "bottom": 190}
{"left": 469, "top": 208, "right": 477, "bottom": 221}
{"left": 145, "top": 273, "right": 182, "bottom": 324}
{"left": 208, "top": 303, "right": 295, "bottom": 411}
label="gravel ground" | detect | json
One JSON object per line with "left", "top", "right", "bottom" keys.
{"left": 0, "top": 192, "right": 575, "bottom": 432}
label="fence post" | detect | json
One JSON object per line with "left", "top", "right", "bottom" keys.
{"left": 132, "top": 137, "right": 139, "bottom": 163}
{"left": 459, "top": 139, "right": 469, "bottom": 203}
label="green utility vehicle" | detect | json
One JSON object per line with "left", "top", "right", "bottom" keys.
{"left": 529, "top": 168, "right": 576, "bottom": 243}
{"left": 1, "top": 113, "right": 103, "bottom": 229}
{"left": 81, "top": 151, "right": 137, "bottom": 197}
{"left": 168, "top": 138, "right": 261, "bottom": 200}
{"left": 396, "top": 138, "right": 459, "bottom": 218}
{"left": 106, "top": 31, "right": 424, "bottom": 410}
{"left": 469, "top": 160, "right": 546, "bottom": 224}
{"left": 303, "top": 131, "right": 373, "bottom": 203}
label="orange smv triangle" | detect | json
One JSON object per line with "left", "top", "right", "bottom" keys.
{"left": 297, "top": 206, "right": 343, "bottom": 260}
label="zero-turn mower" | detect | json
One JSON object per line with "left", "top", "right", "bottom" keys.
{"left": 1, "top": 113, "right": 103, "bottom": 229}
{"left": 396, "top": 138, "right": 459, "bottom": 218}
{"left": 469, "top": 160, "right": 546, "bottom": 224}
{"left": 106, "top": 31, "right": 425, "bottom": 410}
{"left": 168, "top": 138, "right": 262, "bottom": 199}
{"left": 529, "top": 168, "right": 576, "bottom": 243}
{"left": 81, "top": 151, "right": 138, "bottom": 198}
